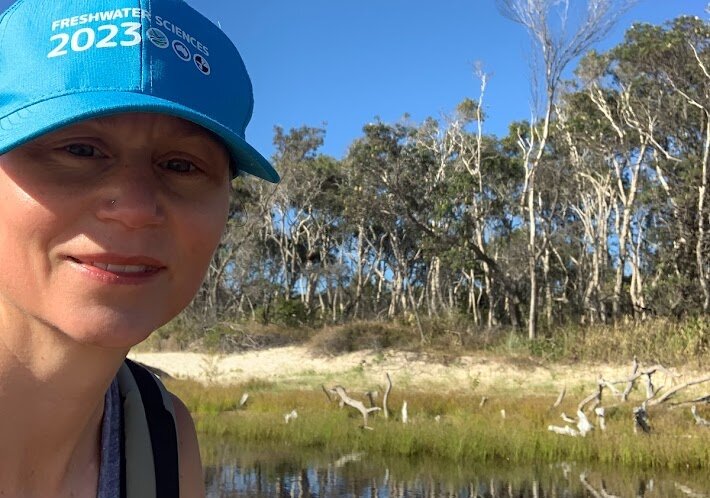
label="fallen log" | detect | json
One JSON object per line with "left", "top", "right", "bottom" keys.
{"left": 330, "top": 386, "right": 381, "bottom": 429}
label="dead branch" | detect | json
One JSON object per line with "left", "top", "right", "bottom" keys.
{"left": 576, "top": 410, "right": 593, "bottom": 436}
{"left": 691, "top": 405, "right": 710, "bottom": 427}
{"left": 365, "top": 390, "right": 378, "bottom": 408}
{"left": 577, "top": 377, "right": 604, "bottom": 412}
{"left": 561, "top": 412, "right": 576, "bottom": 424}
{"left": 649, "top": 375, "right": 710, "bottom": 407}
{"left": 598, "top": 377, "right": 621, "bottom": 398}
{"left": 548, "top": 424, "right": 579, "bottom": 437}
{"left": 383, "top": 372, "right": 392, "bottom": 419}
{"left": 479, "top": 396, "right": 488, "bottom": 408}
{"left": 321, "top": 384, "right": 333, "bottom": 402}
{"left": 238, "top": 393, "right": 249, "bottom": 408}
{"left": 330, "top": 386, "right": 381, "bottom": 429}
{"left": 621, "top": 356, "right": 639, "bottom": 401}
{"left": 672, "top": 394, "right": 710, "bottom": 406}
{"left": 608, "top": 364, "right": 675, "bottom": 386}
{"left": 552, "top": 386, "right": 566, "bottom": 409}
{"left": 594, "top": 407, "right": 606, "bottom": 431}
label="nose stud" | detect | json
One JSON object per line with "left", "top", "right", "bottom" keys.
{"left": 110, "top": 199, "right": 116, "bottom": 206}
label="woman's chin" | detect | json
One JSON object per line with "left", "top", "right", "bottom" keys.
{"left": 56, "top": 314, "right": 168, "bottom": 350}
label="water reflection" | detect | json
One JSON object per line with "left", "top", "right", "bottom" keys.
{"left": 202, "top": 443, "right": 708, "bottom": 498}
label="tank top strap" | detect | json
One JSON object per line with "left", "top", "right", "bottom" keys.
{"left": 97, "top": 377, "right": 122, "bottom": 498}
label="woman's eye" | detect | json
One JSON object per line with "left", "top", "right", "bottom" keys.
{"left": 163, "top": 158, "right": 198, "bottom": 173}
{"left": 64, "top": 143, "right": 104, "bottom": 157}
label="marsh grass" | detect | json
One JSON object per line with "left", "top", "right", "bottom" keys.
{"left": 167, "top": 379, "right": 710, "bottom": 471}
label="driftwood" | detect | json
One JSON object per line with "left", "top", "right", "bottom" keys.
{"left": 594, "top": 407, "right": 606, "bottom": 431}
{"left": 548, "top": 424, "right": 579, "bottom": 437}
{"left": 330, "top": 386, "right": 381, "bottom": 429}
{"left": 550, "top": 409, "right": 593, "bottom": 437}
{"left": 382, "top": 373, "right": 393, "bottom": 419}
{"left": 649, "top": 375, "right": 710, "bottom": 406}
{"left": 321, "top": 384, "right": 333, "bottom": 402}
{"left": 576, "top": 377, "right": 605, "bottom": 413}
{"left": 691, "top": 405, "right": 710, "bottom": 427}
{"left": 633, "top": 404, "right": 651, "bottom": 434}
{"left": 552, "top": 386, "right": 566, "bottom": 409}
{"left": 672, "top": 393, "right": 710, "bottom": 406}
{"left": 551, "top": 358, "right": 706, "bottom": 438}
{"left": 621, "top": 356, "right": 639, "bottom": 402}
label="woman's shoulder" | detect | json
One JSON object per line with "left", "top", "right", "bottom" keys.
{"left": 169, "top": 393, "right": 206, "bottom": 498}
{"left": 118, "top": 360, "right": 205, "bottom": 498}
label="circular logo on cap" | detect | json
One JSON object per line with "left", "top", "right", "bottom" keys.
{"left": 194, "top": 54, "right": 211, "bottom": 76}
{"left": 172, "top": 40, "right": 191, "bottom": 61}
{"left": 147, "top": 28, "right": 169, "bottom": 49}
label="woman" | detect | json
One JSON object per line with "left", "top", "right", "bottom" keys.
{"left": 0, "top": 0, "right": 279, "bottom": 496}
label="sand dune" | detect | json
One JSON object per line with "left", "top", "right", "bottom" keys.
{"left": 128, "top": 347, "right": 703, "bottom": 393}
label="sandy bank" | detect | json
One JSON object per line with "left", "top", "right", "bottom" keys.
{"left": 128, "top": 347, "right": 704, "bottom": 393}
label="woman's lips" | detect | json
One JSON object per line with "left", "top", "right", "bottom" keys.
{"left": 67, "top": 255, "right": 166, "bottom": 283}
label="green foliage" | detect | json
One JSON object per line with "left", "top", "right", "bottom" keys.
{"left": 164, "top": 14, "right": 710, "bottom": 349}
{"left": 269, "top": 298, "right": 312, "bottom": 327}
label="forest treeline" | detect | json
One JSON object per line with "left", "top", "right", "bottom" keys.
{"left": 184, "top": 16, "right": 709, "bottom": 342}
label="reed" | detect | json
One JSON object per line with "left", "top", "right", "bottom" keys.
{"left": 167, "top": 379, "right": 710, "bottom": 471}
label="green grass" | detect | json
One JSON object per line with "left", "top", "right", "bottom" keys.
{"left": 167, "top": 379, "right": 710, "bottom": 472}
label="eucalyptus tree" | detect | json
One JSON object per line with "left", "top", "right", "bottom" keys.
{"left": 572, "top": 17, "right": 710, "bottom": 317}
{"left": 497, "top": 0, "right": 635, "bottom": 337}
{"left": 612, "top": 17, "right": 710, "bottom": 313}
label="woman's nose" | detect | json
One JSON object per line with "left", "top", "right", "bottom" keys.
{"left": 95, "top": 162, "right": 166, "bottom": 229}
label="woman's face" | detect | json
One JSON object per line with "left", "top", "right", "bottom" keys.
{"left": 0, "top": 113, "right": 231, "bottom": 349}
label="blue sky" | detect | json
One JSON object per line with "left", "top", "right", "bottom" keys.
{"left": 187, "top": 0, "right": 706, "bottom": 162}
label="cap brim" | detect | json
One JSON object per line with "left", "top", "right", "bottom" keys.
{"left": 0, "top": 92, "right": 280, "bottom": 183}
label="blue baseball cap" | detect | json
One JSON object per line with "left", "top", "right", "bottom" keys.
{"left": 0, "top": 0, "right": 279, "bottom": 183}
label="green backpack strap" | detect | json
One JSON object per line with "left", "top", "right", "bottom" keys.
{"left": 118, "top": 359, "right": 180, "bottom": 498}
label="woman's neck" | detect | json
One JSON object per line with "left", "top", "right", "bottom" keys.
{"left": 0, "top": 304, "right": 127, "bottom": 497}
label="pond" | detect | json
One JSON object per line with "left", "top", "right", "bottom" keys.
{"left": 201, "top": 441, "right": 709, "bottom": 498}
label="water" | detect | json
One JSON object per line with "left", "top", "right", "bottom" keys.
{"left": 202, "top": 443, "right": 709, "bottom": 498}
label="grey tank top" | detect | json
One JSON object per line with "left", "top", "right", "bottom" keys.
{"left": 97, "top": 378, "right": 122, "bottom": 498}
